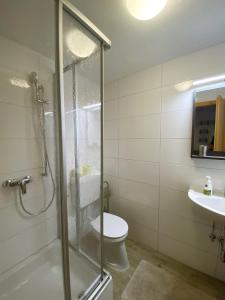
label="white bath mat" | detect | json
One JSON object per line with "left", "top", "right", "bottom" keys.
{"left": 121, "top": 260, "right": 216, "bottom": 300}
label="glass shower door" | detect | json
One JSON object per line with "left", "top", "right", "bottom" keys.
{"left": 57, "top": 2, "right": 110, "bottom": 299}
{"left": 63, "top": 9, "right": 102, "bottom": 297}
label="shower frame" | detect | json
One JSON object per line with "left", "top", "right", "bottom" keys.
{"left": 55, "top": 0, "right": 111, "bottom": 299}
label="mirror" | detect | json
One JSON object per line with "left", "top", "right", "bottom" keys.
{"left": 191, "top": 84, "right": 225, "bottom": 159}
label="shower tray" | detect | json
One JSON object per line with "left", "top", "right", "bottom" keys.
{"left": 0, "top": 240, "right": 112, "bottom": 300}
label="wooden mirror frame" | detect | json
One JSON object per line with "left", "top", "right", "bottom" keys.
{"left": 191, "top": 87, "right": 225, "bottom": 160}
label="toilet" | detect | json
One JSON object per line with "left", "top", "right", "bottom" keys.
{"left": 91, "top": 212, "right": 129, "bottom": 271}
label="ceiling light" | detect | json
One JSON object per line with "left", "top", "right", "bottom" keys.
{"left": 126, "top": 0, "right": 167, "bottom": 20}
{"left": 66, "top": 29, "right": 97, "bottom": 58}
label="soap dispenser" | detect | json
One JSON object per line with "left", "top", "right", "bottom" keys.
{"left": 203, "top": 176, "right": 213, "bottom": 196}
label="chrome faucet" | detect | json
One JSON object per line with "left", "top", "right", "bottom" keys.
{"left": 19, "top": 176, "right": 32, "bottom": 194}
{"left": 3, "top": 175, "right": 32, "bottom": 194}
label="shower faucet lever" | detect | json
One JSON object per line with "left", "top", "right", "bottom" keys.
{"left": 20, "top": 176, "right": 32, "bottom": 194}
{"left": 2, "top": 175, "right": 32, "bottom": 194}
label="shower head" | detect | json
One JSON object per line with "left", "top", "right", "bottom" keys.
{"left": 30, "top": 72, "right": 38, "bottom": 85}
{"left": 29, "top": 72, "right": 48, "bottom": 104}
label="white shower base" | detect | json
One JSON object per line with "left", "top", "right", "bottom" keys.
{"left": 0, "top": 239, "right": 112, "bottom": 300}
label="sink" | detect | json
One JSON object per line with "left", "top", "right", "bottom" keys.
{"left": 188, "top": 188, "right": 225, "bottom": 217}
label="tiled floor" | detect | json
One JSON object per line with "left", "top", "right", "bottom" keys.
{"left": 108, "top": 239, "right": 225, "bottom": 300}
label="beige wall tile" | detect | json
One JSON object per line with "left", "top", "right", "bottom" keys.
{"left": 119, "top": 178, "right": 159, "bottom": 208}
{"left": 104, "top": 41, "right": 225, "bottom": 281}
{"left": 118, "top": 159, "right": 159, "bottom": 186}
{"left": 158, "top": 234, "right": 216, "bottom": 276}
{"left": 119, "top": 65, "right": 162, "bottom": 97}
{"left": 119, "top": 139, "right": 160, "bottom": 162}
{"left": 119, "top": 114, "right": 161, "bottom": 139}
{"left": 119, "top": 88, "right": 161, "bottom": 118}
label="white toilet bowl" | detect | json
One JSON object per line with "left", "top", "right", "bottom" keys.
{"left": 91, "top": 212, "right": 129, "bottom": 271}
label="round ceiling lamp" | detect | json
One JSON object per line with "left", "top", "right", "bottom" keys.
{"left": 127, "top": 0, "right": 167, "bottom": 20}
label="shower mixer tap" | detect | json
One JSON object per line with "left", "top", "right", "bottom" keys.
{"left": 2, "top": 175, "right": 32, "bottom": 194}
{"left": 20, "top": 176, "right": 32, "bottom": 194}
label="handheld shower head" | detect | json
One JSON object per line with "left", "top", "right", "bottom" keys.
{"left": 30, "top": 72, "right": 48, "bottom": 104}
{"left": 30, "top": 72, "right": 38, "bottom": 85}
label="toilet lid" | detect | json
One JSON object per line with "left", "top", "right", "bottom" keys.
{"left": 91, "top": 212, "right": 128, "bottom": 239}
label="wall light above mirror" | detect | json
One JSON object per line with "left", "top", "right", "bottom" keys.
{"left": 175, "top": 74, "right": 225, "bottom": 92}
{"left": 191, "top": 83, "right": 225, "bottom": 160}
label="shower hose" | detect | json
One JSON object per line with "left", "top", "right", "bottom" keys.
{"left": 18, "top": 103, "right": 56, "bottom": 216}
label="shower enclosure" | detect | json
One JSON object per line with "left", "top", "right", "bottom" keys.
{"left": 57, "top": 0, "right": 111, "bottom": 299}
{"left": 0, "top": 0, "right": 111, "bottom": 299}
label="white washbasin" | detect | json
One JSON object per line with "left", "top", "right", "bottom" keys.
{"left": 188, "top": 188, "right": 225, "bottom": 217}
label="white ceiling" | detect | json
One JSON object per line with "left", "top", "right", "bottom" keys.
{"left": 1, "top": 0, "right": 225, "bottom": 83}
{"left": 0, "top": 0, "right": 55, "bottom": 59}
{"left": 72, "top": 0, "right": 225, "bottom": 82}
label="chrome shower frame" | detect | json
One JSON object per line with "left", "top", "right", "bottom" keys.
{"left": 55, "top": 1, "right": 111, "bottom": 299}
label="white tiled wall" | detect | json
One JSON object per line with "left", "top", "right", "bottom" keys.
{"left": 0, "top": 35, "right": 57, "bottom": 274}
{"left": 104, "top": 41, "right": 225, "bottom": 281}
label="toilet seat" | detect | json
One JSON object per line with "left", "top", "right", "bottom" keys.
{"left": 91, "top": 212, "right": 128, "bottom": 239}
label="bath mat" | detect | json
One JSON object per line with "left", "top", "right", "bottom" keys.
{"left": 121, "top": 260, "right": 216, "bottom": 300}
